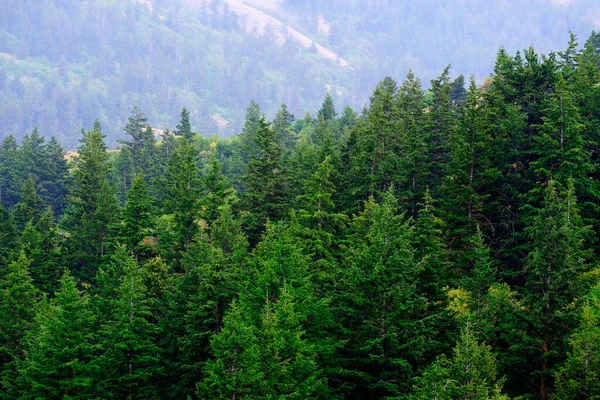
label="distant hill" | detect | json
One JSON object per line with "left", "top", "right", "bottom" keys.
{"left": 0, "top": 0, "right": 598, "bottom": 148}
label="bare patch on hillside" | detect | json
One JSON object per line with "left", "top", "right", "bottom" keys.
{"left": 184, "top": 0, "right": 350, "bottom": 68}
{"left": 0, "top": 52, "right": 17, "bottom": 60}
{"left": 212, "top": 113, "right": 229, "bottom": 127}
{"left": 317, "top": 14, "right": 330, "bottom": 36}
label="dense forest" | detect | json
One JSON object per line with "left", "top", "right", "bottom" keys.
{"left": 2, "top": 31, "right": 600, "bottom": 399}
{"left": 0, "top": 0, "right": 598, "bottom": 147}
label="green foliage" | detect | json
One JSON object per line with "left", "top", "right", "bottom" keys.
{"left": 18, "top": 271, "right": 96, "bottom": 399}
{"left": 411, "top": 326, "right": 507, "bottom": 400}
{"left": 60, "top": 124, "right": 119, "bottom": 281}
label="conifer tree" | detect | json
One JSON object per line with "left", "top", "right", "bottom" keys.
{"left": 342, "top": 77, "right": 403, "bottom": 212}
{"left": 200, "top": 154, "right": 236, "bottom": 224}
{"left": 119, "top": 173, "right": 156, "bottom": 261}
{"left": 0, "top": 204, "right": 16, "bottom": 267}
{"left": 241, "top": 116, "right": 288, "bottom": 244}
{"left": 317, "top": 92, "right": 337, "bottom": 121}
{"left": 238, "top": 100, "right": 262, "bottom": 164}
{"left": 18, "top": 271, "right": 96, "bottom": 399}
{"left": 0, "top": 135, "right": 21, "bottom": 208}
{"left": 12, "top": 174, "right": 42, "bottom": 232}
{"left": 0, "top": 253, "right": 38, "bottom": 398}
{"left": 38, "top": 136, "right": 68, "bottom": 216}
{"left": 61, "top": 124, "right": 118, "bottom": 281}
{"left": 273, "top": 102, "right": 296, "bottom": 154}
{"left": 336, "top": 191, "right": 426, "bottom": 397}
{"left": 121, "top": 106, "right": 149, "bottom": 171}
{"left": 175, "top": 107, "right": 194, "bottom": 141}
{"left": 161, "top": 137, "right": 201, "bottom": 261}
{"left": 93, "top": 248, "right": 162, "bottom": 399}
{"left": 397, "top": 70, "right": 428, "bottom": 217}
{"left": 200, "top": 286, "right": 329, "bottom": 399}
{"left": 521, "top": 180, "right": 592, "bottom": 400}
{"left": 18, "top": 207, "right": 61, "bottom": 293}
{"left": 442, "top": 76, "right": 494, "bottom": 245}
{"left": 553, "top": 299, "right": 600, "bottom": 400}
{"left": 411, "top": 326, "right": 507, "bottom": 400}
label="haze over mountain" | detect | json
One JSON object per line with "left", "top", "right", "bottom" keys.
{"left": 0, "top": 0, "right": 598, "bottom": 147}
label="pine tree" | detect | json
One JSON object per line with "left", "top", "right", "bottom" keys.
{"left": 0, "top": 204, "right": 16, "bottom": 267}
{"left": 241, "top": 116, "right": 289, "bottom": 244}
{"left": 119, "top": 173, "right": 156, "bottom": 261}
{"left": 521, "top": 180, "right": 592, "bottom": 400}
{"left": 554, "top": 299, "right": 600, "bottom": 400}
{"left": 397, "top": 70, "right": 428, "bottom": 217}
{"left": 341, "top": 77, "right": 403, "bottom": 212}
{"left": 93, "top": 248, "right": 162, "bottom": 399}
{"left": 0, "top": 135, "right": 21, "bottom": 209}
{"left": 273, "top": 102, "right": 296, "bottom": 154}
{"left": 61, "top": 124, "right": 119, "bottom": 281}
{"left": 336, "top": 191, "right": 426, "bottom": 397}
{"left": 0, "top": 253, "right": 38, "bottom": 398}
{"left": 18, "top": 271, "right": 96, "bottom": 399}
{"left": 200, "top": 154, "right": 236, "bottom": 224}
{"left": 18, "top": 207, "right": 61, "bottom": 293}
{"left": 317, "top": 92, "right": 337, "bottom": 121}
{"left": 411, "top": 326, "right": 507, "bottom": 400}
{"left": 38, "top": 136, "right": 68, "bottom": 217}
{"left": 12, "top": 174, "right": 42, "bottom": 232}
{"left": 175, "top": 107, "right": 194, "bottom": 141}
{"left": 442, "top": 76, "right": 494, "bottom": 246}
{"left": 160, "top": 137, "right": 201, "bottom": 263}
{"left": 121, "top": 106, "right": 149, "bottom": 170}
{"left": 200, "top": 286, "right": 329, "bottom": 399}
{"left": 238, "top": 100, "right": 262, "bottom": 164}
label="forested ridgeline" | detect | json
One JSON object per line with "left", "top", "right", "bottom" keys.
{"left": 2, "top": 33, "right": 600, "bottom": 399}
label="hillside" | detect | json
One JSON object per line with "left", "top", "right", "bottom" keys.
{"left": 0, "top": 0, "right": 598, "bottom": 147}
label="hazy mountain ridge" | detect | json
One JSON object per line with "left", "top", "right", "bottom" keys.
{"left": 0, "top": 0, "right": 597, "bottom": 147}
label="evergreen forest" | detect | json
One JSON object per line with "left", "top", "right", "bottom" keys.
{"left": 2, "top": 31, "right": 600, "bottom": 399}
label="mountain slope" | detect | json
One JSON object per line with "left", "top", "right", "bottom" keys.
{"left": 0, "top": 0, "right": 598, "bottom": 147}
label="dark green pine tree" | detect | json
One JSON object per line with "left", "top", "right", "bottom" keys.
{"left": 12, "top": 174, "right": 43, "bottom": 232}
{"left": 0, "top": 135, "right": 21, "bottom": 209}
{"left": 0, "top": 204, "right": 16, "bottom": 267}
{"left": 160, "top": 137, "right": 201, "bottom": 263}
{"left": 341, "top": 77, "right": 403, "bottom": 213}
{"left": 336, "top": 191, "right": 427, "bottom": 398}
{"left": 0, "top": 253, "right": 38, "bottom": 399}
{"left": 442, "top": 76, "right": 495, "bottom": 249}
{"left": 241, "top": 116, "right": 289, "bottom": 245}
{"left": 111, "top": 145, "right": 135, "bottom": 205}
{"left": 238, "top": 100, "right": 262, "bottom": 165}
{"left": 93, "top": 247, "right": 162, "bottom": 399}
{"left": 175, "top": 107, "right": 194, "bottom": 141}
{"left": 411, "top": 326, "right": 506, "bottom": 400}
{"left": 397, "top": 70, "right": 428, "bottom": 218}
{"left": 273, "top": 102, "right": 296, "bottom": 154}
{"left": 295, "top": 156, "right": 347, "bottom": 289}
{"left": 18, "top": 207, "right": 62, "bottom": 293}
{"left": 118, "top": 173, "right": 156, "bottom": 261}
{"left": 121, "top": 106, "right": 149, "bottom": 170}
{"left": 425, "top": 66, "right": 457, "bottom": 195}
{"left": 200, "top": 154, "right": 236, "bottom": 224}
{"left": 450, "top": 74, "right": 468, "bottom": 107}
{"left": 61, "top": 123, "right": 119, "bottom": 282}
{"left": 200, "top": 286, "right": 330, "bottom": 399}
{"left": 174, "top": 206, "right": 249, "bottom": 397}
{"left": 38, "top": 136, "right": 68, "bottom": 217}
{"left": 18, "top": 271, "right": 96, "bottom": 399}
{"left": 317, "top": 92, "right": 337, "bottom": 121}
{"left": 137, "top": 125, "right": 159, "bottom": 182}
{"left": 520, "top": 180, "right": 593, "bottom": 400}
{"left": 553, "top": 298, "right": 600, "bottom": 400}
